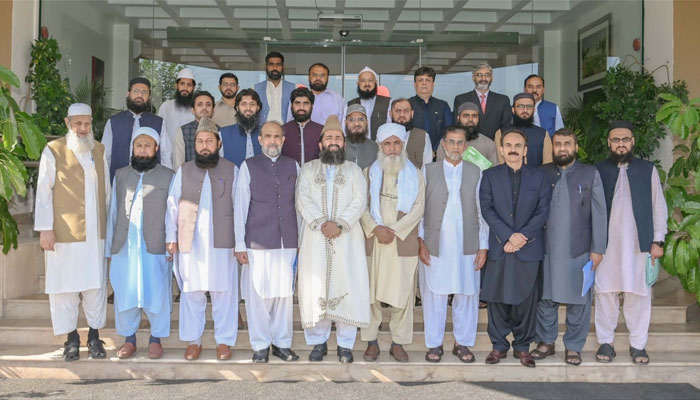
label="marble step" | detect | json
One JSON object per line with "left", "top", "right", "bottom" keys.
{"left": 0, "top": 345, "right": 699, "bottom": 383}
{"left": 4, "top": 292, "right": 698, "bottom": 325}
{"left": 0, "top": 318, "right": 699, "bottom": 352}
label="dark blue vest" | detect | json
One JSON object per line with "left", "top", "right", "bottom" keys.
{"left": 109, "top": 111, "right": 163, "bottom": 179}
{"left": 537, "top": 100, "right": 557, "bottom": 137}
{"left": 219, "top": 123, "right": 262, "bottom": 167}
{"left": 541, "top": 161, "right": 597, "bottom": 258}
{"left": 244, "top": 154, "right": 298, "bottom": 249}
{"left": 596, "top": 157, "right": 654, "bottom": 252}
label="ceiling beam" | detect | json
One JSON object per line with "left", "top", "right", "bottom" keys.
{"left": 379, "top": 0, "right": 407, "bottom": 42}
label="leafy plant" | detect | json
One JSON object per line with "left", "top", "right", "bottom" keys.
{"left": 25, "top": 36, "right": 73, "bottom": 135}
{"left": 656, "top": 92, "right": 700, "bottom": 305}
{"left": 0, "top": 65, "right": 48, "bottom": 253}
{"left": 72, "top": 77, "right": 111, "bottom": 141}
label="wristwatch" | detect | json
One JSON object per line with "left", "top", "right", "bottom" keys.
{"left": 652, "top": 241, "right": 665, "bottom": 248}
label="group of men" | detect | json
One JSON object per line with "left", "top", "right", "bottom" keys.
{"left": 34, "top": 53, "right": 667, "bottom": 368}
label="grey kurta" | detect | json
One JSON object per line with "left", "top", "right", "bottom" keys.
{"left": 345, "top": 140, "right": 379, "bottom": 170}
{"left": 542, "top": 163, "right": 607, "bottom": 305}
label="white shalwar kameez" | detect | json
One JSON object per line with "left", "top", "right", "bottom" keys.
{"left": 166, "top": 166, "right": 239, "bottom": 346}
{"left": 418, "top": 161, "right": 488, "bottom": 348}
{"left": 34, "top": 146, "right": 110, "bottom": 335}
{"left": 235, "top": 158, "right": 298, "bottom": 351}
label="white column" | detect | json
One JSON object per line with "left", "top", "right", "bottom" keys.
{"left": 110, "top": 23, "right": 133, "bottom": 109}
{"left": 10, "top": 0, "right": 39, "bottom": 113}
{"left": 542, "top": 30, "right": 562, "bottom": 106}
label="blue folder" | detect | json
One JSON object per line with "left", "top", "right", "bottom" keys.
{"left": 581, "top": 260, "right": 594, "bottom": 297}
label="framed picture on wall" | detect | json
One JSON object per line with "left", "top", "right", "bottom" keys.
{"left": 578, "top": 14, "right": 611, "bottom": 91}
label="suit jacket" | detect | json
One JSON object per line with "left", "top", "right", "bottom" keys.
{"left": 479, "top": 163, "right": 550, "bottom": 262}
{"left": 255, "top": 80, "right": 296, "bottom": 123}
{"left": 453, "top": 90, "right": 512, "bottom": 140}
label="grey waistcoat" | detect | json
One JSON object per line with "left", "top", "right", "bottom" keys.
{"left": 110, "top": 164, "right": 174, "bottom": 255}
{"left": 245, "top": 154, "right": 298, "bottom": 250}
{"left": 423, "top": 161, "right": 481, "bottom": 257}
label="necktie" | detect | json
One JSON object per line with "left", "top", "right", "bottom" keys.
{"left": 480, "top": 94, "right": 486, "bottom": 114}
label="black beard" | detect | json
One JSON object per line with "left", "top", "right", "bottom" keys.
{"left": 194, "top": 151, "right": 220, "bottom": 169}
{"left": 237, "top": 112, "right": 259, "bottom": 133}
{"left": 464, "top": 124, "right": 479, "bottom": 141}
{"left": 347, "top": 130, "right": 368, "bottom": 144}
{"left": 292, "top": 110, "right": 311, "bottom": 123}
{"left": 130, "top": 155, "right": 158, "bottom": 172}
{"left": 396, "top": 120, "right": 413, "bottom": 131}
{"left": 126, "top": 97, "right": 151, "bottom": 114}
{"left": 221, "top": 90, "right": 236, "bottom": 99}
{"left": 175, "top": 90, "right": 193, "bottom": 109}
{"left": 554, "top": 153, "right": 576, "bottom": 166}
{"left": 319, "top": 147, "right": 345, "bottom": 165}
{"left": 267, "top": 70, "right": 282, "bottom": 81}
{"left": 609, "top": 149, "right": 634, "bottom": 165}
{"left": 512, "top": 114, "right": 534, "bottom": 128}
{"left": 310, "top": 81, "right": 327, "bottom": 92}
{"left": 357, "top": 85, "right": 377, "bottom": 100}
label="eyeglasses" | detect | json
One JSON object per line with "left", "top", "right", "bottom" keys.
{"left": 475, "top": 73, "right": 492, "bottom": 78}
{"left": 347, "top": 117, "right": 366, "bottom": 123}
{"left": 221, "top": 83, "right": 238, "bottom": 88}
{"left": 610, "top": 137, "right": 633, "bottom": 143}
{"left": 130, "top": 89, "right": 149, "bottom": 96}
{"left": 310, "top": 73, "right": 327, "bottom": 79}
{"left": 515, "top": 104, "right": 534, "bottom": 110}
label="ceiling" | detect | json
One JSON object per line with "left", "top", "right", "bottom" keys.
{"left": 89, "top": 0, "right": 600, "bottom": 74}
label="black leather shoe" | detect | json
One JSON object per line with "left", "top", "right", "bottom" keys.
{"left": 63, "top": 341, "right": 80, "bottom": 362}
{"left": 272, "top": 345, "right": 299, "bottom": 361}
{"left": 252, "top": 347, "right": 270, "bottom": 363}
{"left": 87, "top": 339, "right": 107, "bottom": 359}
{"left": 337, "top": 346, "right": 353, "bottom": 363}
{"left": 309, "top": 343, "right": 328, "bottom": 362}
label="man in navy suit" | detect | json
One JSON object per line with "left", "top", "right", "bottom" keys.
{"left": 254, "top": 52, "right": 296, "bottom": 124}
{"left": 479, "top": 128, "right": 550, "bottom": 368}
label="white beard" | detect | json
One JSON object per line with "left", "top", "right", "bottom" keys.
{"left": 66, "top": 129, "right": 95, "bottom": 154}
{"left": 377, "top": 149, "right": 407, "bottom": 175}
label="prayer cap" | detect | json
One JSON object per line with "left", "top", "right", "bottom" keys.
{"left": 608, "top": 120, "right": 635, "bottom": 133}
{"left": 67, "top": 103, "right": 92, "bottom": 117}
{"left": 132, "top": 126, "right": 160, "bottom": 147}
{"left": 377, "top": 122, "right": 407, "bottom": 143}
{"left": 458, "top": 102, "right": 480, "bottom": 114}
{"left": 322, "top": 115, "right": 343, "bottom": 136}
{"left": 512, "top": 92, "right": 535, "bottom": 105}
{"left": 346, "top": 104, "right": 367, "bottom": 117}
{"left": 358, "top": 66, "right": 378, "bottom": 81}
{"left": 195, "top": 117, "right": 220, "bottom": 139}
{"left": 129, "top": 77, "right": 151, "bottom": 90}
{"left": 177, "top": 68, "right": 195, "bottom": 81}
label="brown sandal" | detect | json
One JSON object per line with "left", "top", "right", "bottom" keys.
{"left": 565, "top": 350, "right": 582, "bottom": 366}
{"left": 452, "top": 344, "right": 475, "bottom": 363}
{"left": 529, "top": 342, "right": 555, "bottom": 360}
{"left": 425, "top": 345, "right": 443, "bottom": 363}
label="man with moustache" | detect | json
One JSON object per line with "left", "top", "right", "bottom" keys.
{"left": 172, "top": 91, "right": 218, "bottom": 170}
{"left": 282, "top": 87, "right": 323, "bottom": 164}
{"left": 348, "top": 66, "right": 391, "bottom": 139}
{"left": 296, "top": 115, "right": 370, "bottom": 363}
{"left": 418, "top": 125, "right": 489, "bottom": 363}
{"left": 494, "top": 93, "right": 552, "bottom": 167}
{"left": 158, "top": 68, "right": 196, "bottom": 164}
{"left": 166, "top": 118, "right": 239, "bottom": 361}
{"left": 360, "top": 123, "right": 425, "bottom": 363}
{"left": 479, "top": 128, "right": 550, "bottom": 368}
{"left": 255, "top": 52, "right": 296, "bottom": 124}
{"left": 35, "top": 103, "right": 111, "bottom": 361}
{"left": 531, "top": 128, "right": 607, "bottom": 366}
{"left": 235, "top": 121, "right": 300, "bottom": 363}
{"left": 390, "top": 98, "right": 433, "bottom": 168}
{"left": 453, "top": 62, "right": 512, "bottom": 140}
{"left": 436, "top": 102, "right": 499, "bottom": 166}
{"left": 594, "top": 121, "right": 668, "bottom": 365}
{"left": 102, "top": 77, "right": 170, "bottom": 179}
{"left": 408, "top": 67, "right": 454, "bottom": 151}
{"left": 344, "top": 104, "right": 378, "bottom": 170}
{"left": 524, "top": 74, "right": 564, "bottom": 137}
{"left": 106, "top": 127, "right": 174, "bottom": 360}
{"left": 219, "top": 89, "right": 263, "bottom": 167}
{"left": 288, "top": 63, "right": 345, "bottom": 126}
{"left": 212, "top": 72, "right": 239, "bottom": 128}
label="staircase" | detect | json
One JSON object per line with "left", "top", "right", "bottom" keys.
{"left": 1, "top": 233, "right": 699, "bottom": 383}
